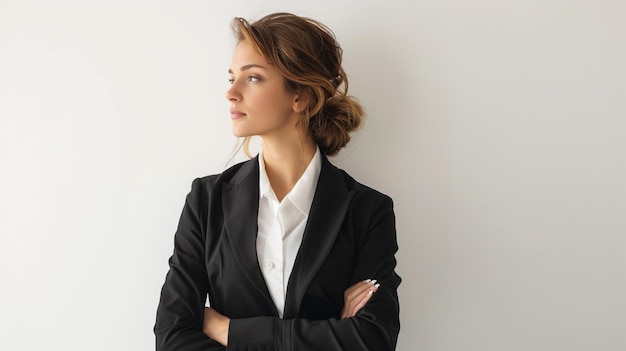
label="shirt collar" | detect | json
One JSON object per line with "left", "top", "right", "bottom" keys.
{"left": 258, "top": 146, "right": 322, "bottom": 216}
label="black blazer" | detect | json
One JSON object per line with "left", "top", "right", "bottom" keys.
{"left": 154, "top": 154, "right": 401, "bottom": 350}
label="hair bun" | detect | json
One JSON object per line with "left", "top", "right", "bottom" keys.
{"left": 310, "top": 94, "right": 364, "bottom": 156}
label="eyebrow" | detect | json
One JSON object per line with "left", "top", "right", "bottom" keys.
{"left": 228, "top": 64, "right": 267, "bottom": 74}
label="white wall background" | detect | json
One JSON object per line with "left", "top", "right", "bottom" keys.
{"left": 1, "top": 0, "right": 624, "bottom": 350}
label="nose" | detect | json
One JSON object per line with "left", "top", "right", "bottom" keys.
{"left": 225, "top": 82, "right": 241, "bottom": 102}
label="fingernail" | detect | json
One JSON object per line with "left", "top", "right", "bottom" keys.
{"left": 368, "top": 290, "right": 374, "bottom": 295}
{"left": 370, "top": 279, "right": 377, "bottom": 285}
{"left": 374, "top": 283, "right": 380, "bottom": 288}
{"left": 364, "top": 279, "right": 372, "bottom": 283}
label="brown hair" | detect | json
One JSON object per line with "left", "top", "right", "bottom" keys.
{"left": 232, "top": 12, "right": 364, "bottom": 156}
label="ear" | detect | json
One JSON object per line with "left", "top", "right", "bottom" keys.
{"left": 292, "top": 91, "right": 309, "bottom": 113}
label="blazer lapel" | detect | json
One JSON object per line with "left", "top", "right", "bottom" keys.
{"left": 222, "top": 157, "right": 276, "bottom": 310}
{"left": 283, "top": 156, "right": 355, "bottom": 318}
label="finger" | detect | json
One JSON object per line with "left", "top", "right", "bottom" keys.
{"left": 341, "top": 292, "right": 370, "bottom": 319}
{"left": 346, "top": 280, "right": 377, "bottom": 300}
{"left": 342, "top": 283, "right": 369, "bottom": 319}
{"left": 350, "top": 284, "right": 379, "bottom": 316}
{"left": 341, "top": 307, "right": 349, "bottom": 319}
{"left": 345, "top": 279, "right": 377, "bottom": 300}
{"left": 350, "top": 291, "right": 373, "bottom": 317}
{"left": 343, "top": 282, "right": 380, "bottom": 318}
{"left": 341, "top": 279, "right": 379, "bottom": 319}
{"left": 343, "top": 281, "right": 367, "bottom": 297}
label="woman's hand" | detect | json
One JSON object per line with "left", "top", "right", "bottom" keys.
{"left": 202, "top": 307, "right": 230, "bottom": 346}
{"left": 341, "top": 279, "right": 380, "bottom": 319}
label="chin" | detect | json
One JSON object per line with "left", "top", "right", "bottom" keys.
{"left": 231, "top": 129, "right": 251, "bottom": 138}
{"left": 231, "top": 127, "right": 244, "bottom": 137}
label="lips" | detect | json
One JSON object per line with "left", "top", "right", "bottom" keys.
{"left": 230, "top": 108, "right": 246, "bottom": 120}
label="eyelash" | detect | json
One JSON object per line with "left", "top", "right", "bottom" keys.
{"left": 228, "top": 75, "right": 261, "bottom": 84}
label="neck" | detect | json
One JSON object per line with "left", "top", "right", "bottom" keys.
{"left": 261, "top": 135, "right": 317, "bottom": 202}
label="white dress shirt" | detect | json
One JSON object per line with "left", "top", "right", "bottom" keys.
{"left": 256, "top": 147, "right": 322, "bottom": 318}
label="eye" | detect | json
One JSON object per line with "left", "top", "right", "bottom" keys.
{"left": 248, "top": 75, "right": 261, "bottom": 82}
{"left": 228, "top": 77, "right": 235, "bottom": 84}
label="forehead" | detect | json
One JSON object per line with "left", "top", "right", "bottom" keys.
{"left": 230, "top": 40, "right": 267, "bottom": 67}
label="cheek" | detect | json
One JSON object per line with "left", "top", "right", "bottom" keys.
{"left": 251, "top": 89, "right": 293, "bottom": 117}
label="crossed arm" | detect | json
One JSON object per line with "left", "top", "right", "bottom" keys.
{"left": 202, "top": 279, "right": 381, "bottom": 346}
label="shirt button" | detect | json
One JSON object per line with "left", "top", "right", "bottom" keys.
{"left": 264, "top": 262, "right": 275, "bottom": 270}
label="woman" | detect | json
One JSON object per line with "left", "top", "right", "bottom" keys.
{"left": 154, "top": 12, "right": 401, "bottom": 350}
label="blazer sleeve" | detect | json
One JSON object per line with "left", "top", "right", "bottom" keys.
{"left": 154, "top": 178, "right": 226, "bottom": 351}
{"left": 227, "top": 194, "right": 401, "bottom": 351}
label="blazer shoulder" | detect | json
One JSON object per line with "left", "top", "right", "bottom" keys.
{"left": 328, "top": 161, "right": 393, "bottom": 206}
{"left": 181, "top": 158, "right": 257, "bottom": 220}
{"left": 191, "top": 157, "right": 257, "bottom": 192}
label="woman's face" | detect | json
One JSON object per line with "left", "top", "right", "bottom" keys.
{"left": 226, "top": 40, "right": 300, "bottom": 139}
